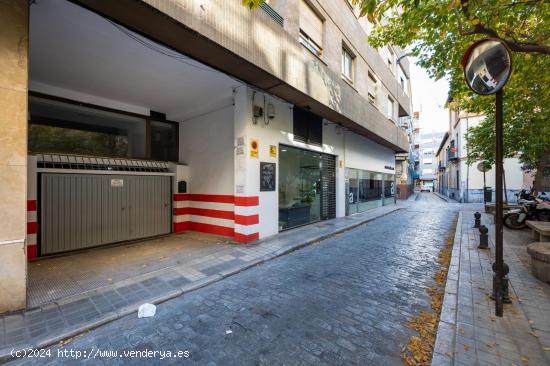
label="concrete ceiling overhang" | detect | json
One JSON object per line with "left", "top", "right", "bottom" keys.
{"left": 69, "top": 0, "right": 408, "bottom": 153}
{"left": 29, "top": 0, "right": 242, "bottom": 121}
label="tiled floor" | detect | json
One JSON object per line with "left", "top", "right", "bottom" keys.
{"left": 28, "top": 232, "right": 234, "bottom": 308}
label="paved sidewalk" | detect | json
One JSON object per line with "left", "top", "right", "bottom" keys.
{"left": 432, "top": 211, "right": 550, "bottom": 366}
{"left": 0, "top": 204, "right": 400, "bottom": 362}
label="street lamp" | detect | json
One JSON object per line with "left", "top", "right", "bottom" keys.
{"left": 461, "top": 38, "right": 513, "bottom": 317}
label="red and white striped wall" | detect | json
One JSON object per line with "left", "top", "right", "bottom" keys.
{"left": 233, "top": 196, "right": 259, "bottom": 243}
{"left": 173, "top": 194, "right": 259, "bottom": 243}
{"left": 27, "top": 199, "right": 38, "bottom": 260}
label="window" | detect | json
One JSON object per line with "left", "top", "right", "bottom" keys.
{"left": 341, "top": 46, "right": 354, "bottom": 83}
{"left": 293, "top": 107, "right": 323, "bottom": 146}
{"left": 150, "top": 120, "right": 178, "bottom": 162}
{"left": 28, "top": 95, "right": 179, "bottom": 162}
{"left": 368, "top": 72, "right": 377, "bottom": 104}
{"left": 387, "top": 97, "right": 394, "bottom": 121}
{"left": 398, "top": 65, "right": 409, "bottom": 95}
{"left": 387, "top": 47, "right": 395, "bottom": 73}
{"left": 29, "top": 96, "right": 146, "bottom": 158}
{"left": 299, "top": 0, "right": 323, "bottom": 57}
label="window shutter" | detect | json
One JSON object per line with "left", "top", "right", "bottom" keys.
{"left": 299, "top": 1, "right": 323, "bottom": 48}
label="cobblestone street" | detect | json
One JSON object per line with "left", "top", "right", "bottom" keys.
{"left": 12, "top": 194, "right": 458, "bottom": 365}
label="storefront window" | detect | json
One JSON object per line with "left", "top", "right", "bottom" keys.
{"left": 346, "top": 168, "right": 394, "bottom": 214}
{"left": 279, "top": 145, "right": 322, "bottom": 230}
{"left": 383, "top": 174, "right": 396, "bottom": 205}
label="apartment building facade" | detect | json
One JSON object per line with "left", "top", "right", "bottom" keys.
{"left": 0, "top": 0, "right": 411, "bottom": 312}
{"left": 435, "top": 110, "right": 526, "bottom": 203}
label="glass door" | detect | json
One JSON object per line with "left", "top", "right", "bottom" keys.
{"left": 279, "top": 145, "right": 321, "bottom": 230}
{"left": 347, "top": 168, "right": 359, "bottom": 215}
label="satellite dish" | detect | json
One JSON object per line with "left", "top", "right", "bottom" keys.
{"left": 477, "top": 161, "right": 492, "bottom": 172}
{"left": 461, "top": 39, "right": 512, "bottom": 95}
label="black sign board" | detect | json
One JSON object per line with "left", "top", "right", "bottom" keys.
{"left": 260, "top": 162, "right": 276, "bottom": 192}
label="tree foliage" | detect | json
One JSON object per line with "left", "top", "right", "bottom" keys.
{"left": 244, "top": 1, "right": 550, "bottom": 172}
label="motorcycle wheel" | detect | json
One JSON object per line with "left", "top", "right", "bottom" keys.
{"left": 503, "top": 213, "right": 527, "bottom": 229}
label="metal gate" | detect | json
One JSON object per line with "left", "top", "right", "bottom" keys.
{"left": 321, "top": 154, "right": 336, "bottom": 220}
{"left": 40, "top": 174, "right": 171, "bottom": 255}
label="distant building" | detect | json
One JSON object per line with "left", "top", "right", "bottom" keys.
{"left": 395, "top": 115, "right": 416, "bottom": 199}
{"left": 414, "top": 114, "right": 444, "bottom": 192}
{"left": 435, "top": 109, "right": 528, "bottom": 203}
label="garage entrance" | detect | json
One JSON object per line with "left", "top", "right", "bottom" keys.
{"left": 41, "top": 173, "right": 172, "bottom": 255}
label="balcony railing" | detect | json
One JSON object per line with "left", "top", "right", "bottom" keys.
{"left": 260, "top": 2, "right": 284, "bottom": 27}
{"left": 448, "top": 147, "right": 459, "bottom": 160}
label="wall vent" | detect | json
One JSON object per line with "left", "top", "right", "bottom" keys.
{"left": 34, "top": 153, "right": 170, "bottom": 173}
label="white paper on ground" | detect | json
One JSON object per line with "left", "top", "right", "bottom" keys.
{"left": 138, "top": 303, "right": 157, "bottom": 318}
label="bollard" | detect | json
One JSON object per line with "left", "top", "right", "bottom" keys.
{"left": 474, "top": 212, "right": 481, "bottom": 228}
{"left": 491, "top": 262, "right": 512, "bottom": 303}
{"left": 478, "top": 225, "right": 489, "bottom": 249}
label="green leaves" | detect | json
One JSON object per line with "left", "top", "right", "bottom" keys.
{"left": 241, "top": 0, "right": 263, "bottom": 10}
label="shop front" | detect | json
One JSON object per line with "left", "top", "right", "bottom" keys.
{"left": 278, "top": 145, "right": 336, "bottom": 230}
{"left": 346, "top": 168, "right": 395, "bottom": 215}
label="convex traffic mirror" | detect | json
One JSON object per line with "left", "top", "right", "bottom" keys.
{"left": 461, "top": 39, "right": 512, "bottom": 95}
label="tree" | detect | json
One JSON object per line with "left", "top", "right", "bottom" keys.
{"left": 243, "top": 0, "right": 550, "bottom": 189}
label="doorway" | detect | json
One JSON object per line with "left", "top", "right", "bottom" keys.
{"left": 278, "top": 145, "right": 335, "bottom": 230}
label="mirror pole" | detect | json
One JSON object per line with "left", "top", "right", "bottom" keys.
{"left": 494, "top": 89, "right": 504, "bottom": 317}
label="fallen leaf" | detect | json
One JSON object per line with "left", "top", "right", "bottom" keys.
{"left": 464, "top": 344, "right": 470, "bottom": 351}
{"left": 521, "top": 355, "right": 529, "bottom": 363}
{"left": 544, "top": 347, "right": 550, "bottom": 351}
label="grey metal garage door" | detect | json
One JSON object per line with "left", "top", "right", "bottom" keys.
{"left": 40, "top": 174, "right": 171, "bottom": 255}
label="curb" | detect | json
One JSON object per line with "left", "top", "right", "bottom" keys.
{"left": 431, "top": 211, "right": 462, "bottom": 366}
{"left": 433, "top": 191, "right": 457, "bottom": 203}
{"left": 0, "top": 206, "right": 401, "bottom": 363}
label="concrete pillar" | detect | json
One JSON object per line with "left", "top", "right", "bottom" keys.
{"left": 0, "top": 0, "right": 28, "bottom": 312}
{"left": 233, "top": 86, "right": 261, "bottom": 243}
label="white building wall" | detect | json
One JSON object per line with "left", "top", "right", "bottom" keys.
{"left": 443, "top": 113, "right": 525, "bottom": 202}
{"left": 344, "top": 131, "right": 396, "bottom": 174}
{"left": 234, "top": 86, "right": 396, "bottom": 240}
{"left": 179, "top": 105, "right": 235, "bottom": 195}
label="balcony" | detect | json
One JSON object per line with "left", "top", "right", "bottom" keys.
{"left": 438, "top": 161, "right": 446, "bottom": 171}
{"left": 448, "top": 147, "right": 459, "bottom": 160}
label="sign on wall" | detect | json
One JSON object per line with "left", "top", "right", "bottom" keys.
{"left": 236, "top": 136, "right": 245, "bottom": 156}
{"left": 250, "top": 138, "right": 259, "bottom": 158}
{"left": 111, "top": 179, "right": 124, "bottom": 188}
{"left": 260, "top": 162, "right": 276, "bottom": 192}
{"left": 269, "top": 145, "right": 277, "bottom": 158}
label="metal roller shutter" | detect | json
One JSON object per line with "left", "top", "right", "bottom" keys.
{"left": 40, "top": 173, "right": 171, "bottom": 255}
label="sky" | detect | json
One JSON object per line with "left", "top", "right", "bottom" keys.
{"left": 409, "top": 57, "right": 449, "bottom": 133}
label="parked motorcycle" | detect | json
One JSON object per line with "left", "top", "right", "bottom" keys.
{"left": 503, "top": 191, "right": 550, "bottom": 229}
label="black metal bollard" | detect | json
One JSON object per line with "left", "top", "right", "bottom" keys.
{"left": 474, "top": 212, "right": 481, "bottom": 228}
{"left": 491, "top": 262, "right": 512, "bottom": 303}
{"left": 478, "top": 225, "right": 489, "bottom": 249}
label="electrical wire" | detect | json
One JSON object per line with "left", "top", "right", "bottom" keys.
{"left": 105, "top": 19, "right": 225, "bottom": 74}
